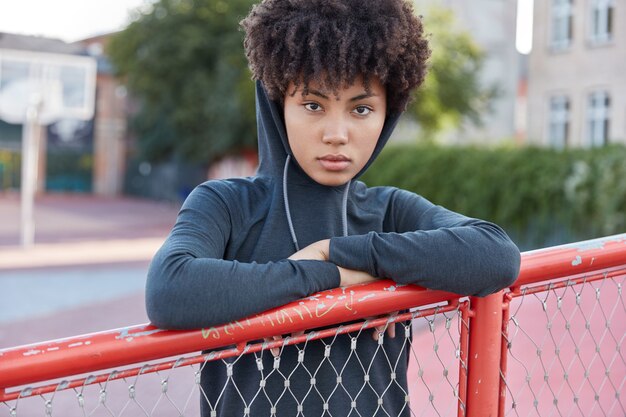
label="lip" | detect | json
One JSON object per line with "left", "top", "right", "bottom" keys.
{"left": 317, "top": 154, "right": 351, "bottom": 171}
{"left": 318, "top": 154, "right": 351, "bottom": 162}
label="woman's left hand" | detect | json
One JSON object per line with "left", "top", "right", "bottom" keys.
{"left": 287, "top": 239, "right": 394, "bottom": 343}
{"left": 288, "top": 239, "right": 330, "bottom": 261}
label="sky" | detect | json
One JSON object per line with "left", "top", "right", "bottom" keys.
{"left": 0, "top": 0, "right": 154, "bottom": 42}
{"left": 0, "top": 0, "right": 533, "bottom": 53}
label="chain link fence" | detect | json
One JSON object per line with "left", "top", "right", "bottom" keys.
{"left": 1, "top": 304, "right": 465, "bottom": 416}
{"left": 502, "top": 272, "right": 625, "bottom": 417}
{"left": 2, "top": 235, "right": 625, "bottom": 416}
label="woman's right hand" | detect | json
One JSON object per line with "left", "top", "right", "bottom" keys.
{"left": 265, "top": 268, "right": 388, "bottom": 355}
{"left": 337, "top": 266, "right": 378, "bottom": 287}
{"left": 337, "top": 267, "right": 396, "bottom": 341}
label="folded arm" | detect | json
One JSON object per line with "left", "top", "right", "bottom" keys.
{"left": 145, "top": 184, "right": 339, "bottom": 329}
{"left": 328, "top": 189, "right": 521, "bottom": 296}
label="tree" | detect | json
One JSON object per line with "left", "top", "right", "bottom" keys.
{"left": 108, "top": 0, "right": 256, "bottom": 164}
{"left": 109, "top": 1, "right": 493, "bottom": 164}
{"left": 406, "top": 6, "right": 498, "bottom": 139}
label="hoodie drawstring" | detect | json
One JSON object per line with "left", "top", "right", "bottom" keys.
{"left": 283, "top": 155, "right": 300, "bottom": 251}
{"left": 341, "top": 181, "right": 349, "bottom": 237}
{"left": 283, "top": 155, "right": 350, "bottom": 253}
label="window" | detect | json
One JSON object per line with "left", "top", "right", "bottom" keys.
{"left": 548, "top": 96, "right": 570, "bottom": 148}
{"left": 551, "top": 0, "right": 573, "bottom": 50}
{"left": 586, "top": 91, "right": 610, "bottom": 147}
{"left": 589, "top": 0, "right": 614, "bottom": 43}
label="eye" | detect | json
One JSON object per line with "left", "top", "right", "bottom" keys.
{"left": 304, "top": 103, "right": 322, "bottom": 112}
{"left": 353, "top": 105, "right": 372, "bottom": 116}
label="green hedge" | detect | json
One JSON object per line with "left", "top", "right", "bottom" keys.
{"left": 361, "top": 144, "right": 626, "bottom": 250}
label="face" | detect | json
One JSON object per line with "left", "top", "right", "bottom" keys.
{"left": 283, "top": 76, "right": 387, "bottom": 187}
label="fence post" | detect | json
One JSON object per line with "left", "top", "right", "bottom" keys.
{"left": 465, "top": 291, "right": 504, "bottom": 417}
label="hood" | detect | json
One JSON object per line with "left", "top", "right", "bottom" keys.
{"left": 253, "top": 81, "right": 402, "bottom": 252}
{"left": 255, "top": 81, "right": 401, "bottom": 181}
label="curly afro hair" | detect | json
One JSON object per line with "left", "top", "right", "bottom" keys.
{"left": 240, "top": 0, "right": 430, "bottom": 113}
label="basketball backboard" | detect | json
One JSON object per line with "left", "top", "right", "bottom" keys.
{"left": 0, "top": 49, "right": 97, "bottom": 246}
{"left": 0, "top": 48, "right": 96, "bottom": 125}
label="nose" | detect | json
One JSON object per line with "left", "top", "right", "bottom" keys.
{"left": 321, "top": 116, "right": 349, "bottom": 145}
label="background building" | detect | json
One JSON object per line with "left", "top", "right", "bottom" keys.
{"left": 76, "top": 34, "right": 129, "bottom": 196}
{"left": 0, "top": 32, "right": 128, "bottom": 195}
{"left": 413, "top": 0, "right": 523, "bottom": 144}
{"left": 0, "top": 33, "right": 86, "bottom": 192}
{"left": 527, "top": 0, "right": 625, "bottom": 147}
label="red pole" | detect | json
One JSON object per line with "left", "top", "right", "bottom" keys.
{"left": 0, "top": 281, "right": 458, "bottom": 390}
{"left": 465, "top": 292, "right": 504, "bottom": 417}
{"left": 498, "top": 294, "right": 513, "bottom": 417}
{"left": 516, "top": 234, "right": 626, "bottom": 286}
{"left": 457, "top": 301, "right": 470, "bottom": 417}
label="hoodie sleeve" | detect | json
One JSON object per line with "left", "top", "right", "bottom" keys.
{"left": 145, "top": 183, "right": 340, "bottom": 330}
{"left": 328, "top": 189, "right": 521, "bottom": 296}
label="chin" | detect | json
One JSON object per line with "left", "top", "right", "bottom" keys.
{"left": 313, "top": 174, "right": 351, "bottom": 187}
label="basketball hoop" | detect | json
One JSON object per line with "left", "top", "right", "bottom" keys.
{"left": 0, "top": 49, "right": 96, "bottom": 246}
{"left": 0, "top": 78, "right": 64, "bottom": 125}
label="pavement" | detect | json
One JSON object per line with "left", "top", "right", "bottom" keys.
{"left": 0, "top": 192, "right": 181, "bottom": 348}
{"left": 0, "top": 192, "right": 181, "bottom": 270}
{"left": 0, "top": 193, "right": 197, "bottom": 415}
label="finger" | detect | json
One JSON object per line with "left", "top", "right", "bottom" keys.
{"left": 372, "top": 325, "right": 385, "bottom": 341}
{"left": 271, "top": 335, "right": 283, "bottom": 357}
{"left": 388, "top": 311, "right": 400, "bottom": 338}
{"left": 263, "top": 337, "right": 275, "bottom": 356}
{"left": 264, "top": 337, "right": 281, "bottom": 357}
{"left": 365, "top": 316, "right": 380, "bottom": 341}
{"left": 291, "top": 330, "right": 305, "bottom": 339}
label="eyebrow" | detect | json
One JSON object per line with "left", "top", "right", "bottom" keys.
{"left": 306, "top": 90, "right": 377, "bottom": 102}
{"left": 349, "top": 93, "right": 377, "bottom": 102}
{"left": 308, "top": 90, "right": 330, "bottom": 100}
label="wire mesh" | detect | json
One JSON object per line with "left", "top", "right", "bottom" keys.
{"left": 1, "top": 305, "right": 464, "bottom": 417}
{"left": 5, "top": 235, "right": 626, "bottom": 416}
{"left": 502, "top": 273, "right": 625, "bottom": 417}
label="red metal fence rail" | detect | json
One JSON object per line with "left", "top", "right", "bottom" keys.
{"left": 1, "top": 234, "right": 625, "bottom": 416}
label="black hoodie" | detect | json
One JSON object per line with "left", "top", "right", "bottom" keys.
{"left": 146, "top": 82, "right": 521, "bottom": 416}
